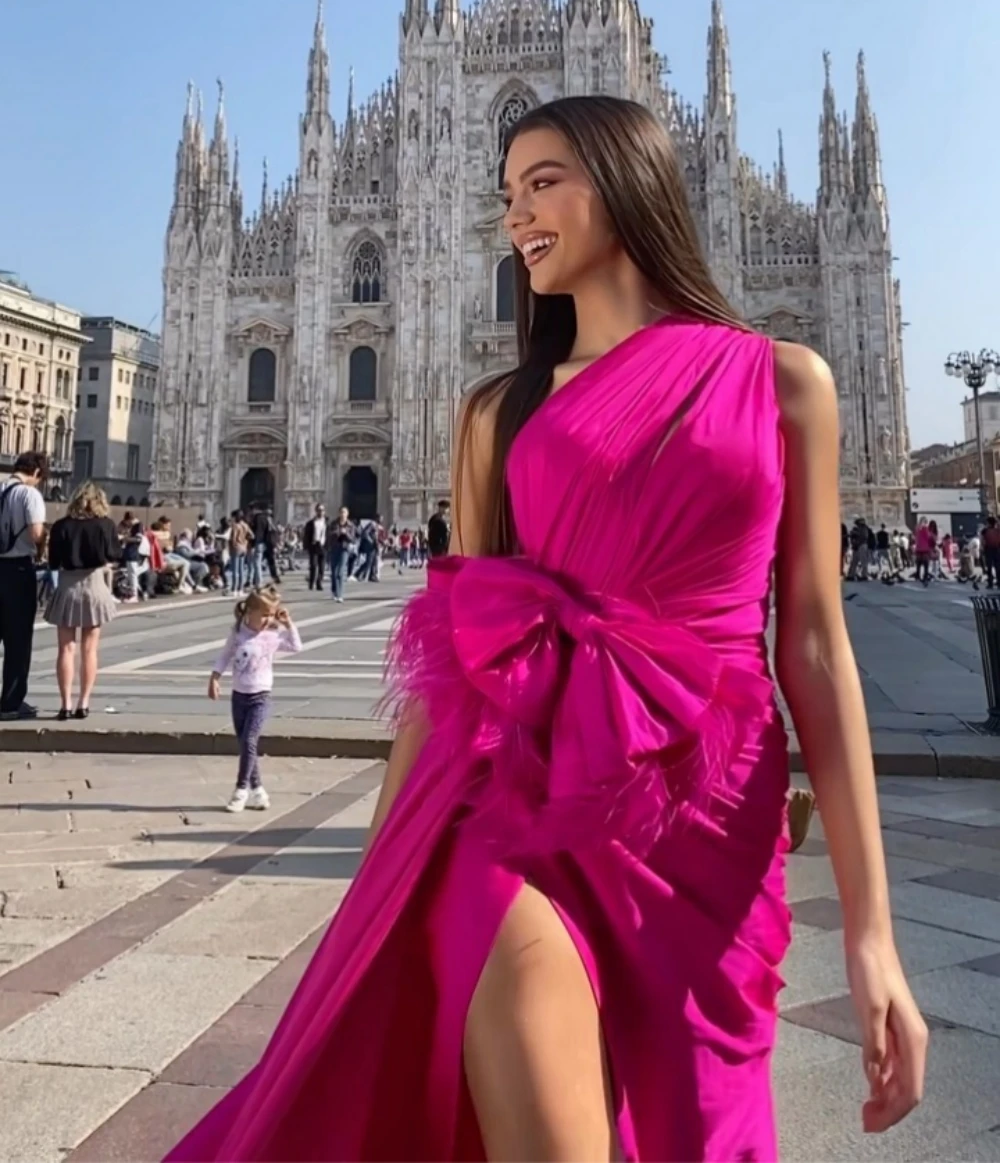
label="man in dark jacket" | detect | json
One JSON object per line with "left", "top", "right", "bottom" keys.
{"left": 427, "top": 500, "right": 451, "bottom": 559}
{"left": 302, "top": 503, "right": 327, "bottom": 591}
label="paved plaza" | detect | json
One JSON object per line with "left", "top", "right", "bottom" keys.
{"left": 15, "top": 567, "right": 1000, "bottom": 734}
{"left": 25, "top": 568, "right": 417, "bottom": 722}
{"left": 2, "top": 572, "right": 1000, "bottom": 1158}
{"left": 0, "top": 754, "right": 999, "bottom": 1160}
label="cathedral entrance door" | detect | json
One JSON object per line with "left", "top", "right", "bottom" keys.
{"left": 342, "top": 466, "right": 378, "bottom": 520}
{"left": 240, "top": 468, "right": 275, "bottom": 513}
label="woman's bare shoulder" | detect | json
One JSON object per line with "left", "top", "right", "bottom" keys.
{"left": 772, "top": 341, "right": 838, "bottom": 430}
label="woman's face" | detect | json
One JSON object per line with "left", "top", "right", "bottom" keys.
{"left": 502, "top": 127, "right": 620, "bottom": 297}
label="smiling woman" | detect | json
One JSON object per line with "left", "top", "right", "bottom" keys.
{"left": 166, "top": 94, "right": 926, "bottom": 1163}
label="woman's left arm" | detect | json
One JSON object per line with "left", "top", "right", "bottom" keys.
{"left": 773, "top": 341, "right": 927, "bottom": 1134}
{"left": 105, "top": 519, "right": 123, "bottom": 564}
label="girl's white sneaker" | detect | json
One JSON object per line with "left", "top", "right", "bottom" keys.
{"left": 247, "top": 787, "right": 270, "bottom": 811}
{"left": 226, "top": 787, "right": 249, "bottom": 812}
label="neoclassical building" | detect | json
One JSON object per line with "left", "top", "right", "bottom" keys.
{"left": 0, "top": 273, "right": 82, "bottom": 495}
{"left": 152, "top": 0, "right": 910, "bottom": 526}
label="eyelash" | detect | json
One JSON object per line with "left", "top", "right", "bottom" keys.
{"left": 501, "top": 177, "right": 555, "bottom": 209}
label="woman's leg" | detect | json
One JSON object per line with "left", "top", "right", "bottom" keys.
{"left": 464, "top": 883, "right": 618, "bottom": 1162}
{"left": 78, "top": 626, "right": 101, "bottom": 710}
{"left": 56, "top": 626, "right": 76, "bottom": 710}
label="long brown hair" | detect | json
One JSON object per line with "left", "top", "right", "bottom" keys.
{"left": 457, "top": 95, "right": 747, "bottom": 556}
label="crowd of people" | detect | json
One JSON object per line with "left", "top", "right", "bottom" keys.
{"left": 843, "top": 514, "right": 1000, "bottom": 588}
{"left": 301, "top": 498, "right": 451, "bottom": 599}
{"left": 0, "top": 449, "right": 454, "bottom": 721}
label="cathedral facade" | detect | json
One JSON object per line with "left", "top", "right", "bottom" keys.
{"left": 152, "top": 0, "right": 910, "bottom": 526}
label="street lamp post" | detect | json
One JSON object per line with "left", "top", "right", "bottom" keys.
{"left": 945, "top": 349, "right": 1000, "bottom": 521}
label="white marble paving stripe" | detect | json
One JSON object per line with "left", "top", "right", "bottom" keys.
{"left": 101, "top": 601, "right": 400, "bottom": 674}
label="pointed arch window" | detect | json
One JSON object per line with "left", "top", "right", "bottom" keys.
{"left": 351, "top": 240, "right": 384, "bottom": 303}
{"left": 496, "top": 256, "right": 515, "bottom": 323}
{"left": 497, "top": 94, "right": 529, "bottom": 187}
{"left": 248, "top": 348, "right": 277, "bottom": 402}
{"left": 348, "top": 346, "right": 377, "bottom": 402}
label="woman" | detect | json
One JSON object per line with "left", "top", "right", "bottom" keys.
{"left": 227, "top": 509, "right": 252, "bottom": 595}
{"left": 928, "top": 520, "right": 942, "bottom": 579}
{"left": 45, "top": 481, "right": 120, "bottom": 719}
{"left": 168, "top": 97, "right": 926, "bottom": 1162}
{"left": 913, "top": 517, "right": 932, "bottom": 585}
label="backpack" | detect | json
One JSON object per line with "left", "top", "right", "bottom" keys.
{"left": 0, "top": 481, "right": 27, "bottom": 555}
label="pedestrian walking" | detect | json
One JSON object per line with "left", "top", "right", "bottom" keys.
{"left": 303, "top": 503, "right": 327, "bottom": 590}
{"left": 208, "top": 586, "right": 302, "bottom": 813}
{"left": 0, "top": 451, "right": 48, "bottom": 721}
{"left": 227, "top": 510, "right": 253, "bottom": 594}
{"left": 326, "top": 506, "right": 355, "bottom": 602}
{"left": 45, "top": 481, "right": 121, "bottom": 719}
{"left": 427, "top": 499, "right": 451, "bottom": 559}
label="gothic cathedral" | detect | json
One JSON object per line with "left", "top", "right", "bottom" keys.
{"left": 152, "top": 0, "right": 909, "bottom": 526}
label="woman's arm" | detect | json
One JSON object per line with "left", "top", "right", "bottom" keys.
{"left": 47, "top": 521, "right": 63, "bottom": 572}
{"left": 365, "top": 390, "right": 499, "bottom": 847}
{"left": 104, "top": 519, "right": 123, "bottom": 563}
{"left": 773, "top": 342, "right": 927, "bottom": 1132}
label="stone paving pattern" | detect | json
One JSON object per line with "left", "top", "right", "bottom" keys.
{"left": 17, "top": 570, "right": 999, "bottom": 734}
{"left": 1, "top": 756, "right": 1000, "bottom": 1160}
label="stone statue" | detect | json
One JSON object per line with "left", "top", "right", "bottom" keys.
{"left": 877, "top": 356, "right": 888, "bottom": 398}
{"left": 879, "top": 424, "right": 892, "bottom": 456}
{"left": 840, "top": 426, "right": 853, "bottom": 456}
{"left": 473, "top": 294, "right": 483, "bottom": 321}
{"left": 307, "top": 150, "right": 318, "bottom": 179}
{"left": 300, "top": 223, "right": 315, "bottom": 258}
{"left": 296, "top": 426, "right": 309, "bottom": 464}
{"left": 435, "top": 428, "right": 449, "bottom": 463}
{"left": 298, "top": 368, "right": 310, "bottom": 404}
{"left": 439, "top": 109, "right": 451, "bottom": 141}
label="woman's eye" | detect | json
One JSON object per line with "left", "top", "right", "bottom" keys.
{"left": 532, "top": 178, "right": 553, "bottom": 192}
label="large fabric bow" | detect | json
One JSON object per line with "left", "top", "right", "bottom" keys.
{"left": 386, "top": 556, "right": 771, "bottom": 856}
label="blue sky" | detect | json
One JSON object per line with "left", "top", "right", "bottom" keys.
{"left": 1, "top": 0, "right": 996, "bottom": 448}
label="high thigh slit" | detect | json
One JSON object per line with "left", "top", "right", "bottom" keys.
{"left": 166, "top": 320, "right": 794, "bottom": 1162}
{"left": 428, "top": 823, "right": 624, "bottom": 1160}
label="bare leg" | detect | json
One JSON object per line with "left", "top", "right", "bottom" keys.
{"left": 464, "top": 882, "right": 618, "bottom": 1162}
{"left": 78, "top": 626, "right": 101, "bottom": 710}
{"left": 56, "top": 626, "right": 76, "bottom": 710}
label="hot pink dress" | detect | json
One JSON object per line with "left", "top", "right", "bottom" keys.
{"left": 167, "top": 319, "right": 793, "bottom": 1162}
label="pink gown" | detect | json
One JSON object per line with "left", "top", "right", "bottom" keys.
{"left": 167, "top": 318, "right": 793, "bottom": 1162}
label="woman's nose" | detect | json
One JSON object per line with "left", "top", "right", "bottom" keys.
{"left": 504, "top": 195, "right": 532, "bottom": 231}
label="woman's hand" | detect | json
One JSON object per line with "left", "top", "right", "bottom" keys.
{"left": 207, "top": 674, "right": 221, "bottom": 701}
{"left": 847, "top": 933, "right": 928, "bottom": 1133}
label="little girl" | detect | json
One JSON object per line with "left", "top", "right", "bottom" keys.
{"left": 208, "top": 586, "right": 302, "bottom": 812}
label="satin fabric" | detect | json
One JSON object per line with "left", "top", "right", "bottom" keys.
{"left": 166, "top": 318, "right": 793, "bottom": 1162}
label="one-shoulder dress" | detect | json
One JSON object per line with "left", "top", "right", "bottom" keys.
{"left": 168, "top": 319, "right": 794, "bottom": 1162}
